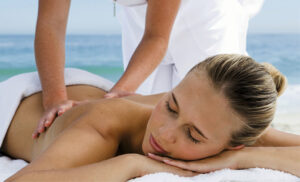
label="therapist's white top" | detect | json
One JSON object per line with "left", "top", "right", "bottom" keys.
{"left": 115, "top": 0, "right": 264, "bottom": 95}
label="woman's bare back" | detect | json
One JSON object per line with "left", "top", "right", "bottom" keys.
{"left": 1, "top": 85, "right": 163, "bottom": 162}
{"left": 1, "top": 85, "right": 165, "bottom": 180}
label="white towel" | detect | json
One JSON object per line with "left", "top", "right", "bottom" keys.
{"left": 129, "top": 168, "right": 299, "bottom": 182}
{"left": 0, "top": 155, "right": 27, "bottom": 181}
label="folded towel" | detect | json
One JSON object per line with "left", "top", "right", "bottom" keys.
{"left": 129, "top": 168, "right": 299, "bottom": 182}
{"left": 0, "top": 156, "right": 27, "bottom": 181}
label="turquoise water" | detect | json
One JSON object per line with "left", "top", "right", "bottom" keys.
{"left": 0, "top": 35, "right": 124, "bottom": 82}
{"left": 0, "top": 34, "right": 299, "bottom": 84}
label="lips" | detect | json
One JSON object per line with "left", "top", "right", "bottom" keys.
{"left": 149, "top": 134, "right": 167, "bottom": 155}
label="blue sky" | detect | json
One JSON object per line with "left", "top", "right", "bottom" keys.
{"left": 0, "top": 0, "right": 299, "bottom": 34}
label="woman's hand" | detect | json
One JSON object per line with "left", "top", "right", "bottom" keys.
{"left": 32, "top": 100, "right": 87, "bottom": 138}
{"left": 147, "top": 150, "right": 242, "bottom": 173}
{"left": 125, "top": 154, "right": 197, "bottom": 178}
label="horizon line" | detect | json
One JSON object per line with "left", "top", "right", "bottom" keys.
{"left": 0, "top": 33, "right": 300, "bottom": 36}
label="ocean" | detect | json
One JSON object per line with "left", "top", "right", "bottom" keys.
{"left": 0, "top": 34, "right": 299, "bottom": 83}
{"left": 0, "top": 34, "right": 299, "bottom": 133}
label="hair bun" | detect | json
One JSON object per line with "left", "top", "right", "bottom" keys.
{"left": 261, "top": 63, "right": 287, "bottom": 96}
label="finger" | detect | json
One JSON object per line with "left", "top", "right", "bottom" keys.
{"left": 57, "top": 108, "right": 64, "bottom": 116}
{"left": 44, "top": 111, "right": 59, "bottom": 127}
{"left": 33, "top": 117, "right": 45, "bottom": 138}
{"left": 148, "top": 153, "right": 170, "bottom": 162}
{"left": 181, "top": 170, "right": 198, "bottom": 177}
{"left": 32, "top": 130, "right": 39, "bottom": 139}
{"left": 168, "top": 167, "right": 198, "bottom": 177}
{"left": 148, "top": 153, "right": 200, "bottom": 173}
{"left": 57, "top": 107, "right": 66, "bottom": 116}
{"left": 104, "top": 93, "right": 117, "bottom": 99}
{"left": 164, "top": 160, "right": 211, "bottom": 173}
{"left": 163, "top": 159, "right": 192, "bottom": 170}
{"left": 37, "top": 120, "right": 46, "bottom": 133}
{"left": 73, "top": 101, "right": 81, "bottom": 106}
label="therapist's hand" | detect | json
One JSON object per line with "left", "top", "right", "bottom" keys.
{"left": 104, "top": 88, "right": 137, "bottom": 99}
{"left": 32, "top": 100, "right": 80, "bottom": 139}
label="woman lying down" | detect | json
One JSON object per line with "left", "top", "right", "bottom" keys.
{"left": 1, "top": 54, "right": 300, "bottom": 181}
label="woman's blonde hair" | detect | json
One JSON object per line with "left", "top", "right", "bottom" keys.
{"left": 189, "top": 54, "right": 287, "bottom": 146}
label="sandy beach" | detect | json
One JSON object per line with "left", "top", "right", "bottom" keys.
{"left": 272, "top": 85, "right": 300, "bottom": 134}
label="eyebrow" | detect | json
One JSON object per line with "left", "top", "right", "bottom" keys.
{"left": 172, "top": 92, "right": 208, "bottom": 140}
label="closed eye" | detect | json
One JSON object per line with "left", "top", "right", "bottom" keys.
{"left": 165, "top": 101, "right": 177, "bottom": 114}
{"left": 186, "top": 128, "right": 200, "bottom": 144}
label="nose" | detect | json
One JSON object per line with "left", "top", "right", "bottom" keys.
{"left": 158, "top": 123, "right": 176, "bottom": 144}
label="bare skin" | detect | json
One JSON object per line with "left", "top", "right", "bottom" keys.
{"left": 3, "top": 85, "right": 194, "bottom": 181}
{"left": 2, "top": 85, "right": 163, "bottom": 162}
{"left": 2, "top": 73, "right": 300, "bottom": 181}
{"left": 34, "top": 0, "right": 182, "bottom": 136}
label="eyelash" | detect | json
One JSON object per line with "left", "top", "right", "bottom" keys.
{"left": 186, "top": 128, "right": 200, "bottom": 144}
{"left": 165, "top": 101, "right": 200, "bottom": 144}
{"left": 165, "top": 101, "right": 177, "bottom": 114}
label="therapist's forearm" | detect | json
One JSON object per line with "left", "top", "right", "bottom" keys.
{"left": 113, "top": 35, "right": 168, "bottom": 92}
{"left": 35, "top": 21, "right": 67, "bottom": 109}
{"left": 34, "top": 0, "right": 71, "bottom": 109}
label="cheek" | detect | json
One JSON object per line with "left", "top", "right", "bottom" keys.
{"left": 171, "top": 142, "right": 224, "bottom": 160}
{"left": 142, "top": 102, "right": 168, "bottom": 153}
{"left": 148, "top": 102, "right": 168, "bottom": 127}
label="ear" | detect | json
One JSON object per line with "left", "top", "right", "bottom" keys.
{"left": 226, "top": 144, "right": 245, "bottom": 150}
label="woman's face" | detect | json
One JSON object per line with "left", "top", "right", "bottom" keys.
{"left": 142, "top": 71, "right": 243, "bottom": 160}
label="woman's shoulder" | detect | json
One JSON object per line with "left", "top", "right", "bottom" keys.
{"left": 86, "top": 97, "right": 152, "bottom": 139}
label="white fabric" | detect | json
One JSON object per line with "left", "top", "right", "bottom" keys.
{"left": 114, "top": 0, "right": 146, "bottom": 7}
{"left": 0, "top": 156, "right": 27, "bottom": 181}
{"left": 129, "top": 168, "right": 299, "bottom": 182}
{"left": 238, "top": 0, "right": 264, "bottom": 18}
{"left": 117, "top": 0, "right": 264, "bottom": 95}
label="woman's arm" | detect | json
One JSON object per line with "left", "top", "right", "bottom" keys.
{"left": 107, "top": 0, "right": 181, "bottom": 96}
{"left": 149, "top": 128, "right": 300, "bottom": 177}
{"left": 8, "top": 154, "right": 195, "bottom": 182}
{"left": 240, "top": 146, "right": 300, "bottom": 177}
{"left": 148, "top": 146, "right": 300, "bottom": 177}
{"left": 254, "top": 127, "right": 300, "bottom": 146}
{"left": 8, "top": 155, "right": 136, "bottom": 182}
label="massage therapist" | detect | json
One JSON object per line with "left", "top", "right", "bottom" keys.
{"left": 32, "top": 0, "right": 264, "bottom": 137}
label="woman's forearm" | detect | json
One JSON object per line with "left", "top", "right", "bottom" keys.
{"left": 240, "top": 147, "right": 300, "bottom": 177}
{"left": 255, "top": 127, "right": 300, "bottom": 147}
{"left": 9, "top": 155, "right": 139, "bottom": 182}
